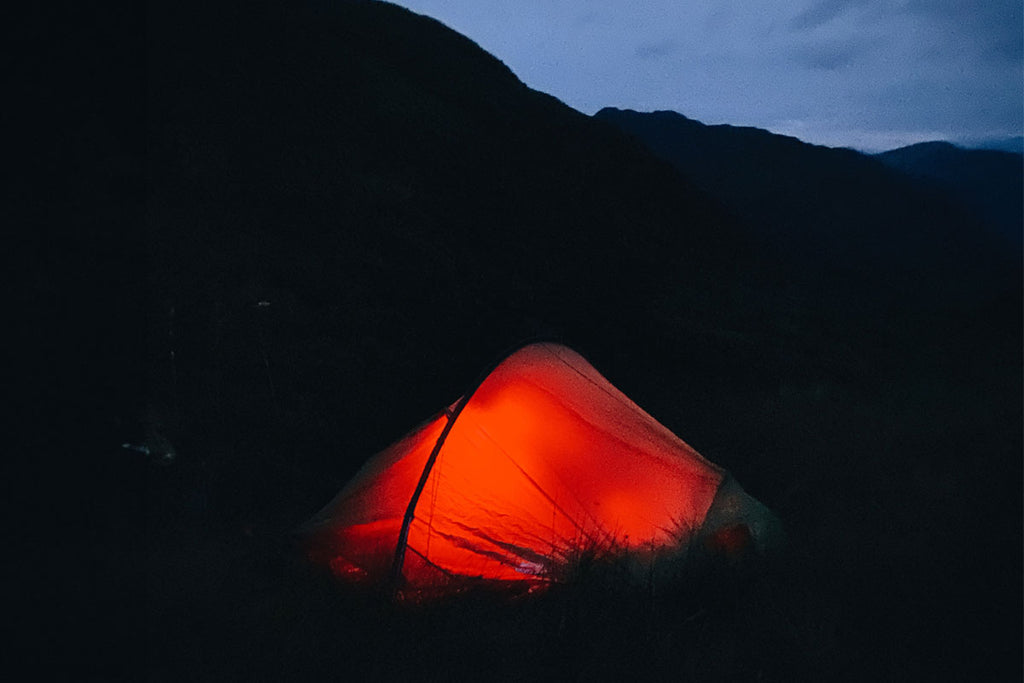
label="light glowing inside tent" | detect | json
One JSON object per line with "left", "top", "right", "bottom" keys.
{"left": 303, "top": 344, "right": 726, "bottom": 587}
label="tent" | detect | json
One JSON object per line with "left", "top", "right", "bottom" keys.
{"left": 302, "top": 343, "right": 778, "bottom": 591}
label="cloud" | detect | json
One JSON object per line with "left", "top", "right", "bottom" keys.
{"left": 900, "top": 0, "right": 1023, "bottom": 63}
{"left": 983, "top": 34, "right": 1024, "bottom": 65}
{"left": 904, "top": 0, "right": 1019, "bottom": 24}
{"left": 635, "top": 40, "right": 677, "bottom": 60}
{"left": 789, "top": 38, "right": 878, "bottom": 70}
{"left": 789, "top": 0, "right": 866, "bottom": 31}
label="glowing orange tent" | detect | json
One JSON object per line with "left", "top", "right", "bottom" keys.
{"left": 302, "top": 343, "right": 777, "bottom": 590}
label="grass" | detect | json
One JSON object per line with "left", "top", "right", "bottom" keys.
{"left": 130, "top": 294, "right": 1021, "bottom": 682}
{"left": 142, "top": 517, "right": 840, "bottom": 682}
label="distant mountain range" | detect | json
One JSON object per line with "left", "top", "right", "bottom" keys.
{"left": 594, "top": 108, "right": 1020, "bottom": 301}
{"left": 957, "top": 136, "right": 1024, "bottom": 155}
{"left": 874, "top": 141, "right": 1022, "bottom": 245}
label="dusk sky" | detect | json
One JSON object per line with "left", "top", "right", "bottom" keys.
{"left": 389, "top": 0, "right": 1023, "bottom": 152}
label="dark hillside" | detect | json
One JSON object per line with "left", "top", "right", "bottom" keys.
{"left": 594, "top": 107, "right": 1018, "bottom": 308}
{"left": 51, "top": 1, "right": 1021, "bottom": 680}
{"left": 146, "top": 1, "right": 762, "bottom": 523}
{"left": 875, "top": 141, "right": 1023, "bottom": 246}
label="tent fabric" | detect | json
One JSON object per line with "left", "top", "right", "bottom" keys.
{"left": 303, "top": 343, "right": 763, "bottom": 589}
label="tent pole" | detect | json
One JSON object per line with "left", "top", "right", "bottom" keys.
{"left": 387, "top": 338, "right": 560, "bottom": 596}
{"left": 385, "top": 339, "right": 561, "bottom": 593}
{"left": 388, "top": 392, "right": 471, "bottom": 595}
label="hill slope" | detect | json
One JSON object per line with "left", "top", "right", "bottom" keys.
{"left": 594, "top": 107, "right": 1018, "bottom": 306}
{"left": 147, "top": 1, "right": 772, "bottom": 515}
{"left": 121, "top": 3, "right": 1024, "bottom": 681}
{"left": 875, "top": 141, "right": 1022, "bottom": 246}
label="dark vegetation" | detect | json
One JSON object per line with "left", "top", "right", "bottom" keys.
{"left": 46, "top": 1, "right": 1019, "bottom": 680}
